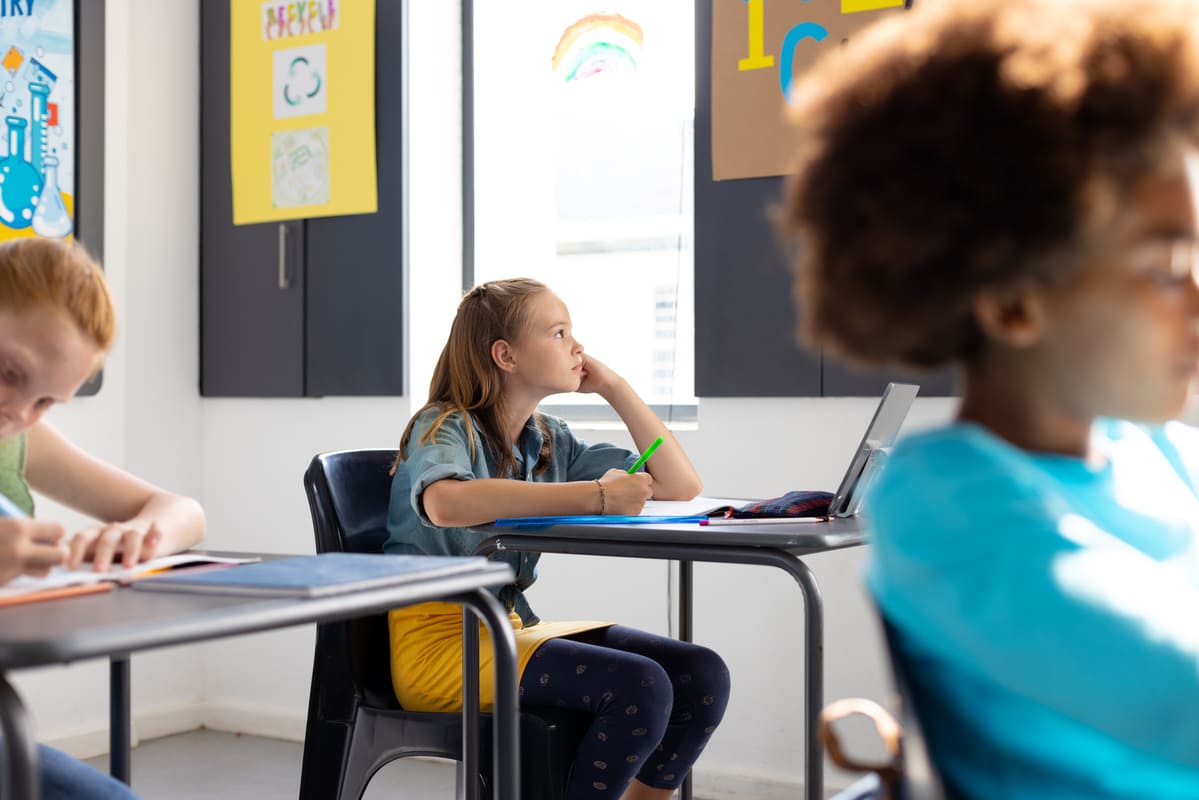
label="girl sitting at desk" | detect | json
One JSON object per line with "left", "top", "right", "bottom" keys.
{"left": 0, "top": 236, "right": 206, "bottom": 798}
{"left": 385, "top": 278, "right": 729, "bottom": 799}
{"left": 782, "top": 0, "right": 1199, "bottom": 796}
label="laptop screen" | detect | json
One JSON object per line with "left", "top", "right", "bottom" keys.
{"left": 828, "top": 382, "right": 919, "bottom": 518}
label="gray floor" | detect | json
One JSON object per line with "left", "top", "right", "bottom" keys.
{"left": 80, "top": 729, "right": 829, "bottom": 799}
{"left": 84, "top": 729, "right": 457, "bottom": 799}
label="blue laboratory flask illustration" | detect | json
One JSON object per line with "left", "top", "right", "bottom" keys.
{"left": 33, "top": 155, "right": 71, "bottom": 238}
{"left": 0, "top": 117, "right": 40, "bottom": 229}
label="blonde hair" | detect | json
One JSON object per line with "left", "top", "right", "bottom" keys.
{"left": 0, "top": 238, "right": 115, "bottom": 359}
{"left": 396, "top": 278, "right": 554, "bottom": 478}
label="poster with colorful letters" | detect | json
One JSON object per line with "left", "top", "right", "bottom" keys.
{"left": 712, "top": 0, "right": 908, "bottom": 181}
{"left": 230, "top": 0, "right": 377, "bottom": 224}
{"left": 0, "top": 0, "right": 75, "bottom": 240}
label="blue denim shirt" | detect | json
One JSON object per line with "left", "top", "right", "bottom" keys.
{"left": 385, "top": 407, "right": 638, "bottom": 624}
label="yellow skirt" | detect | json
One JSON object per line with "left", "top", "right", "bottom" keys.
{"left": 389, "top": 600, "right": 611, "bottom": 712}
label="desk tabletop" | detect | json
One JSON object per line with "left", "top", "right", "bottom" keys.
{"left": 473, "top": 515, "right": 868, "bottom": 554}
{"left": 0, "top": 558, "right": 512, "bottom": 671}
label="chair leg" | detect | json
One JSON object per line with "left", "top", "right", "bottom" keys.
{"left": 299, "top": 717, "right": 354, "bottom": 800}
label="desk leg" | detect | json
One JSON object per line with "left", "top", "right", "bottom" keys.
{"left": 788, "top": 559, "right": 824, "bottom": 800}
{"left": 109, "top": 657, "right": 131, "bottom": 784}
{"left": 461, "top": 607, "right": 480, "bottom": 800}
{"left": 678, "top": 560, "right": 693, "bottom": 800}
{"left": 0, "top": 674, "right": 38, "bottom": 800}
{"left": 459, "top": 591, "right": 519, "bottom": 800}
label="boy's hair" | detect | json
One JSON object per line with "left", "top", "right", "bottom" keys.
{"left": 781, "top": 0, "right": 1199, "bottom": 369}
{"left": 0, "top": 237, "right": 115, "bottom": 359}
{"left": 396, "top": 278, "right": 554, "bottom": 479}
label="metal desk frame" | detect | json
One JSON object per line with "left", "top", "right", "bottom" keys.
{"left": 469, "top": 517, "right": 867, "bottom": 800}
{"left": 0, "top": 561, "right": 520, "bottom": 800}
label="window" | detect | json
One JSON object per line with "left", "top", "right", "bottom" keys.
{"left": 467, "top": 1, "right": 696, "bottom": 420}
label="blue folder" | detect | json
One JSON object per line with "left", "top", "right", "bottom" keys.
{"left": 131, "top": 552, "right": 488, "bottom": 598}
{"left": 493, "top": 515, "right": 707, "bottom": 528}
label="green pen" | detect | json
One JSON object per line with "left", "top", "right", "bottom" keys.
{"left": 628, "top": 436, "right": 664, "bottom": 473}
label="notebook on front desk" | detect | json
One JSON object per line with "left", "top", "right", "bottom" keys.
{"left": 662, "top": 382, "right": 920, "bottom": 524}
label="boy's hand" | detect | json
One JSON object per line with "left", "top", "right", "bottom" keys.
{"left": 67, "top": 520, "right": 165, "bottom": 572}
{"left": 597, "top": 468, "right": 653, "bottom": 515}
{"left": 0, "top": 518, "right": 67, "bottom": 584}
{"left": 577, "top": 355, "right": 622, "bottom": 396}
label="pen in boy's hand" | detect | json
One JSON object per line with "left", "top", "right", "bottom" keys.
{"left": 0, "top": 491, "right": 27, "bottom": 517}
{"left": 628, "top": 436, "right": 664, "bottom": 474}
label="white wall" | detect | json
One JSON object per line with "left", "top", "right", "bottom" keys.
{"left": 10, "top": 1, "right": 957, "bottom": 796}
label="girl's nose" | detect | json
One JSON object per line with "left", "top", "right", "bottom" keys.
{"left": 1, "top": 400, "right": 34, "bottom": 429}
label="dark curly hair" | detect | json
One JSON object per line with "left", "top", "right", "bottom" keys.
{"left": 781, "top": 0, "right": 1199, "bottom": 369}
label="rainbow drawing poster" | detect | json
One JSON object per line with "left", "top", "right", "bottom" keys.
{"left": 552, "top": 13, "right": 643, "bottom": 82}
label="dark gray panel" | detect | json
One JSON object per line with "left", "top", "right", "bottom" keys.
{"left": 75, "top": 0, "right": 104, "bottom": 396}
{"left": 693, "top": 0, "right": 820, "bottom": 398}
{"left": 76, "top": 0, "right": 103, "bottom": 265}
{"left": 304, "top": 0, "right": 404, "bottom": 397}
{"left": 821, "top": 359, "right": 957, "bottom": 398}
{"left": 199, "top": 0, "right": 304, "bottom": 397}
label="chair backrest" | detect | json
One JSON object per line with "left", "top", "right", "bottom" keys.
{"left": 304, "top": 449, "right": 402, "bottom": 709}
{"left": 878, "top": 616, "right": 951, "bottom": 800}
{"left": 304, "top": 449, "right": 397, "bottom": 556}
{"left": 822, "top": 614, "right": 955, "bottom": 800}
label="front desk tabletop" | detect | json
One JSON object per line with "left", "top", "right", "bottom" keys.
{"left": 0, "top": 556, "right": 519, "bottom": 800}
{"left": 0, "top": 563, "right": 514, "bottom": 668}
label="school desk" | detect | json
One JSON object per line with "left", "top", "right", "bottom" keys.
{"left": 0, "top": 557, "right": 518, "bottom": 800}
{"left": 469, "top": 516, "right": 868, "bottom": 800}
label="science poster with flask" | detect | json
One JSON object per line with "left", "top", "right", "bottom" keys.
{"left": 0, "top": 0, "right": 73, "bottom": 240}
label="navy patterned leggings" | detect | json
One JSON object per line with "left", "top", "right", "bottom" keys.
{"left": 519, "top": 625, "right": 731, "bottom": 798}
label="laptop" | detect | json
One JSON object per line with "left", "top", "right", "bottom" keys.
{"left": 827, "top": 381, "right": 920, "bottom": 518}
{"left": 658, "top": 381, "right": 919, "bottom": 523}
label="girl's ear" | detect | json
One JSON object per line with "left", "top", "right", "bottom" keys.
{"left": 971, "top": 284, "right": 1049, "bottom": 349}
{"left": 491, "top": 339, "right": 517, "bottom": 373}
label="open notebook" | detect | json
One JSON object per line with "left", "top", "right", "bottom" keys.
{"left": 644, "top": 382, "right": 920, "bottom": 524}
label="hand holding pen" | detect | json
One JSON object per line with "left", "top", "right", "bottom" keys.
{"left": 597, "top": 468, "right": 653, "bottom": 515}
{"left": 0, "top": 495, "right": 69, "bottom": 584}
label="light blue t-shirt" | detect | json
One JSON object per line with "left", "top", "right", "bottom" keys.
{"left": 385, "top": 406, "right": 638, "bottom": 624}
{"left": 867, "top": 419, "right": 1199, "bottom": 799}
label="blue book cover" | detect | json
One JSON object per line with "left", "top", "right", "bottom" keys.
{"left": 131, "top": 553, "right": 488, "bottom": 598}
{"left": 493, "top": 515, "right": 707, "bottom": 528}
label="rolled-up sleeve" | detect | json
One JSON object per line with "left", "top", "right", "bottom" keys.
{"left": 404, "top": 413, "right": 477, "bottom": 525}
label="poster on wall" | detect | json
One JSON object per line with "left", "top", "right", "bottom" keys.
{"left": 230, "top": 0, "right": 378, "bottom": 225}
{"left": 711, "top": 0, "right": 908, "bottom": 181}
{"left": 0, "top": 0, "right": 76, "bottom": 240}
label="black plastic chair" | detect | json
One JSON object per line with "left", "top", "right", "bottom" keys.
{"left": 822, "top": 616, "right": 951, "bottom": 800}
{"left": 299, "top": 449, "right": 590, "bottom": 799}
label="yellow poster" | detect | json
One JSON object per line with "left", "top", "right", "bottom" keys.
{"left": 231, "top": 0, "right": 377, "bottom": 225}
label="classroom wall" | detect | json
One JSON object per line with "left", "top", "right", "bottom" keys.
{"left": 20, "top": 1, "right": 1164, "bottom": 797}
